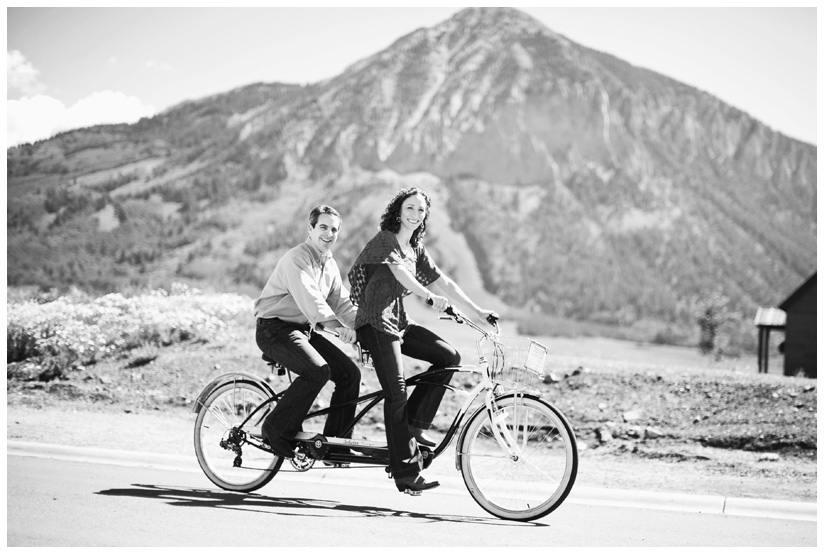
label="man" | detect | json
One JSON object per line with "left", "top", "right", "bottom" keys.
{"left": 254, "top": 205, "right": 360, "bottom": 459}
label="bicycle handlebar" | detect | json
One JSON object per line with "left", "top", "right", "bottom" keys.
{"left": 426, "top": 297, "right": 500, "bottom": 334}
{"left": 318, "top": 298, "right": 502, "bottom": 343}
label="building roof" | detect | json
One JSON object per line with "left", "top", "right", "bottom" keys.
{"left": 754, "top": 306, "right": 787, "bottom": 328}
{"left": 779, "top": 272, "right": 816, "bottom": 311}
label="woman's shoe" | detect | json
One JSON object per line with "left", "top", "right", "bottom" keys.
{"left": 411, "top": 427, "right": 437, "bottom": 448}
{"left": 395, "top": 474, "right": 440, "bottom": 495}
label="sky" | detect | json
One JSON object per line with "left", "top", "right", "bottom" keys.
{"left": 6, "top": 5, "right": 820, "bottom": 147}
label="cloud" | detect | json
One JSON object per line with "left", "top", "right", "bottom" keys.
{"left": 7, "top": 91, "right": 157, "bottom": 147}
{"left": 8, "top": 50, "right": 47, "bottom": 96}
{"left": 145, "top": 60, "right": 175, "bottom": 72}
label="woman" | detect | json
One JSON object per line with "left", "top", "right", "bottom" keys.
{"left": 348, "top": 188, "right": 497, "bottom": 494}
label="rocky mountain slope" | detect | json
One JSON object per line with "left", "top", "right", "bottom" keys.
{"left": 6, "top": 8, "right": 816, "bottom": 346}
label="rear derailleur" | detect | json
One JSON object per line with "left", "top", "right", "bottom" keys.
{"left": 220, "top": 427, "right": 246, "bottom": 468}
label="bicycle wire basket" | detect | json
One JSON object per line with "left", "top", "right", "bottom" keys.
{"left": 485, "top": 336, "right": 548, "bottom": 394}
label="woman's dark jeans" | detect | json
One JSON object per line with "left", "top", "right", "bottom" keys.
{"left": 356, "top": 324, "right": 460, "bottom": 479}
{"left": 256, "top": 318, "right": 361, "bottom": 443}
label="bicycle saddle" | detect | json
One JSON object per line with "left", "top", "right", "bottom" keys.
{"left": 261, "top": 354, "right": 287, "bottom": 375}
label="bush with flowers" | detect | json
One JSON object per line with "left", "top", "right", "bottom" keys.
{"left": 7, "top": 283, "right": 252, "bottom": 380}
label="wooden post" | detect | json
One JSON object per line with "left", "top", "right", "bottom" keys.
{"left": 757, "top": 327, "right": 769, "bottom": 374}
{"left": 757, "top": 327, "right": 763, "bottom": 373}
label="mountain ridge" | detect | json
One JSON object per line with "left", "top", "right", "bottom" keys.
{"left": 7, "top": 7, "right": 815, "bottom": 351}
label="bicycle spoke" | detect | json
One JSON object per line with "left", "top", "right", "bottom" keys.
{"left": 517, "top": 454, "right": 566, "bottom": 484}
{"left": 206, "top": 397, "right": 234, "bottom": 429}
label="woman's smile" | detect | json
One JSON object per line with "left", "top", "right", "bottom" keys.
{"left": 400, "top": 194, "right": 428, "bottom": 231}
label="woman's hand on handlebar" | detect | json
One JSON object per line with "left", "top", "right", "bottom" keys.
{"left": 426, "top": 294, "right": 449, "bottom": 312}
{"left": 477, "top": 308, "right": 499, "bottom": 327}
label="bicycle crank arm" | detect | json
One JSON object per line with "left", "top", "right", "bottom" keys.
{"left": 291, "top": 432, "right": 435, "bottom": 469}
{"left": 246, "top": 429, "right": 386, "bottom": 450}
{"left": 290, "top": 432, "right": 390, "bottom": 465}
{"left": 293, "top": 432, "right": 387, "bottom": 451}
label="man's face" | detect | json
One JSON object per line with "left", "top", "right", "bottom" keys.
{"left": 308, "top": 213, "right": 341, "bottom": 254}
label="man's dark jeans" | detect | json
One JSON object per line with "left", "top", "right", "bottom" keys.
{"left": 356, "top": 323, "right": 460, "bottom": 479}
{"left": 256, "top": 318, "right": 361, "bottom": 444}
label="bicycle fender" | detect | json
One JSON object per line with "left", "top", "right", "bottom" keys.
{"left": 191, "top": 372, "right": 276, "bottom": 413}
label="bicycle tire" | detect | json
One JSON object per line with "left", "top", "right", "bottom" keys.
{"left": 194, "top": 379, "right": 282, "bottom": 492}
{"left": 458, "top": 394, "right": 578, "bottom": 521}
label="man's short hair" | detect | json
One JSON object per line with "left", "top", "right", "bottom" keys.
{"left": 308, "top": 205, "right": 341, "bottom": 228}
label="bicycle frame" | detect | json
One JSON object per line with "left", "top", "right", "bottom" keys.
{"left": 224, "top": 306, "right": 530, "bottom": 468}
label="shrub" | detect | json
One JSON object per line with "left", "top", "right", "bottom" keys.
{"left": 126, "top": 343, "right": 160, "bottom": 368}
{"left": 6, "top": 283, "right": 251, "bottom": 380}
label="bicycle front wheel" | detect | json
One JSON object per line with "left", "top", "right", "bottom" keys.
{"left": 194, "top": 379, "right": 282, "bottom": 492}
{"left": 458, "top": 394, "right": 578, "bottom": 521}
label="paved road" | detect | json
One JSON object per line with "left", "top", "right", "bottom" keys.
{"left": 7, "top": 444, "right": 817, "bottom": 547}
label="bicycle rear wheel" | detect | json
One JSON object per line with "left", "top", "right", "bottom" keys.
{"left": 194, "top": 379, "right": 282, "bottom": 492}
{"left": 458, "top": 394, "right": 578, "bottom": 521}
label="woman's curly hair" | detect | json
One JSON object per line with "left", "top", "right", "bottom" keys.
{"left": 379, "top": 187, "right": 432, "bottom": 247}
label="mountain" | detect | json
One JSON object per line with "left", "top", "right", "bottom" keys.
{"left": 7, "top": 8, "right": 816, "bottom": 348}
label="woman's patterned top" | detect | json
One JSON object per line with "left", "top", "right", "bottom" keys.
{"left": 348, "top": 230, "right": 442, "bottom": 338}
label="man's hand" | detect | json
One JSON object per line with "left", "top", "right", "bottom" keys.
{"left": 427, "top": 294, "right": 449, "bottom": 312}
{"left": 336, "top": 327, "right": 357, "bottom": 344}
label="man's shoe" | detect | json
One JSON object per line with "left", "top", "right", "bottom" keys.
{"left": 411, "top": 427, "right": 437, "bottom": 448}
{"left": 261, "top": 427, "right": 296, "bottom": 459}
{"left": 395, "top": 474, "right": 440, "bottom": 495}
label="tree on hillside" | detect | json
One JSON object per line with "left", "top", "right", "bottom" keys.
{"left": 696, "top": 290, "right": 739, "bottom": 360}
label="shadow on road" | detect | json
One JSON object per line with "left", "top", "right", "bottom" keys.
{"left": 96, "top": 483, "right": 545, "bottom": 527}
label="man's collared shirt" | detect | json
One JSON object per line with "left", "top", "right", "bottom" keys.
{"left": 253, "top": 239, "right": 356, "bottom": 330}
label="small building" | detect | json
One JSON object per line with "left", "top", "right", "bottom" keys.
{"left": 754, "top": 273, "right": 816, "bottom": 378}
{"left": 779, "top": 273, "right": 816, "bottom": 378}
{"left": 753, "top": 306, "right": 786, "bottom": 374}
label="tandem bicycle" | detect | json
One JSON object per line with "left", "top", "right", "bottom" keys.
{"left": 192, "top": 304, "right": 578, "bottom": 522}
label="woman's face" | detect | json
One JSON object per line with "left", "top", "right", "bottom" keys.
{"left": 399, "top": 194, "right": 428, "bottom": 233}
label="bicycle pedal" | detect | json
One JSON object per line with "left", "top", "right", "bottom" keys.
{"left": 400, "top": 488, "right": 422, "bottom": 496}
